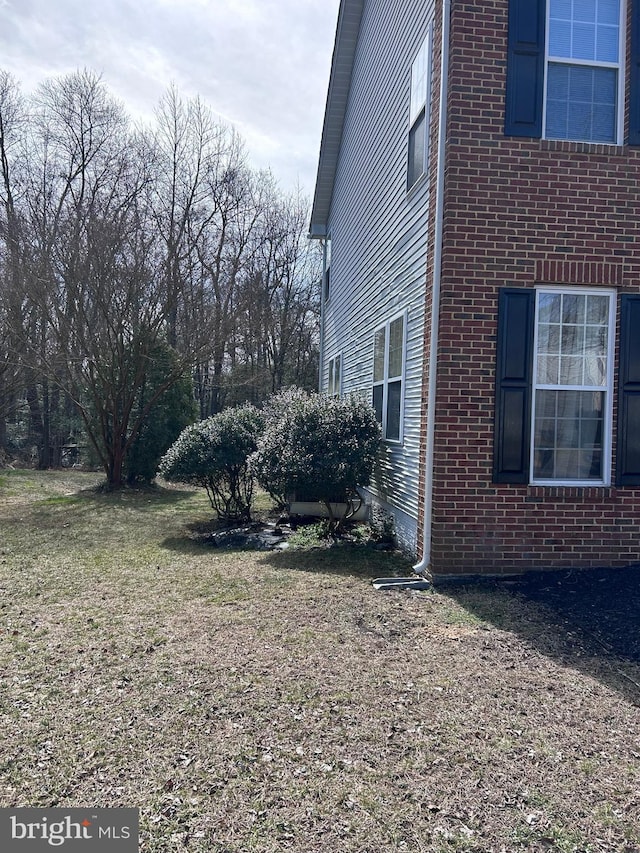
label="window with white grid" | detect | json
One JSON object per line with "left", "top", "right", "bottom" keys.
{"left": 545, "top": 0, "right": 623, "bottom": 143}
{"left": 531, "top": 288, "right": 615, "bottom": 483}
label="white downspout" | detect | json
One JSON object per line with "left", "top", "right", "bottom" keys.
{"left": 413, "top": 0, "right": 450, "bottom": 577}
{"left": 318, "top": 236, "right": 327, "bottom": 393}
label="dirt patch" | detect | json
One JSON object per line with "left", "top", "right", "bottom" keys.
{"left": 440, "top": 562, "right": 640, "bottom": 664}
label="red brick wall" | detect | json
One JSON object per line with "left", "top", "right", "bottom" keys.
{"left": 428, "top": 0, "right": 640, "bottom": 575}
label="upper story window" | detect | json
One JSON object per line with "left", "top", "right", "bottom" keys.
{"left": 323, "top": 234, "right": 332, "bottom": 301}
{"left": 407, "top": 31, "right": 431, "bottom": 190}
{"left": 545, "top": 0, "right": 623, "bottom": 143}
{"left": 504, "top": 0, "right": 640, "bottom": 143}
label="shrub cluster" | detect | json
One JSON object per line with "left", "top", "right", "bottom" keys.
{"left": 248, "top": 386, "right": 309, "bottom": 509}
{"left": 159, "top": 389, "right": 381, "bottom": 527}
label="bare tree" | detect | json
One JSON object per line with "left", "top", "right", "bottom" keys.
{"left": 1, "top": 68, "right": 321, "bottom": 478}
{"left": 149, "top": 86, "right": 233, "bottom": 349}
{"left": 13, "top": 72, "right": 208, "bottom": 485}
{"left": 235, "top": 188, "right": 321, "bottom": 400}
{"left": 192, "top": 162, "right": 270, "bottom": 415}
{"left": 0, "top": 70, "right": 27, "bottom": 455}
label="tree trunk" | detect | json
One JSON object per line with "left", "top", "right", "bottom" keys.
{"left": 40, "top": 377, "right": 51, "bottom": 469}
{"left": 107, "top": 441, "right": 126, "bottom": 489}
{"left": 0, "top": 409, "right": 7, "bottom": 458}
{"left": 25, "top": 380, "right": 43, "bottom": 464}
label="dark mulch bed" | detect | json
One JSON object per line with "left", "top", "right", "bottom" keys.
{"left": 441, "top": 562, "right": 640, "bottom": 712}
{"left": 510, "top": 563, "right": 640, "bottom": 662}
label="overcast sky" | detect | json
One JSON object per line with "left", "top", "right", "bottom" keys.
{"left": 0, "top": 0, "right": 340, "bottom": 196}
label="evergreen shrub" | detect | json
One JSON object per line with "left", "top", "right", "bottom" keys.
{"left": 159, "top": 404, "right": 263, "bottom": 522}
{"left": 251, "top": 389, "right": 381, "bottom": 529}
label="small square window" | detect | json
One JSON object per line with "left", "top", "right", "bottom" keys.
{"left": 323, "top": 235, "right": 332, "bottom": 301}
{"left": 327, "top": 353, "right": 341, "bottom": 397}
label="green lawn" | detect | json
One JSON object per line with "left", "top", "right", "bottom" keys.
{"left": 1, "top": 469, "right": 639, "bottom": 852}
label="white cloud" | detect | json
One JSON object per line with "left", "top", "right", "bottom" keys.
{"left": 0, "top": 0, "right": 339, "bottom": 192}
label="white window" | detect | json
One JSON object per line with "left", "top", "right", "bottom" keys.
{"left": 324, "top": 234, "right": 332, "bottom": 301}
{"left": 373, "top": 314, "right": 406, "bottom": 441}
{"left": 531, "top": 288, "right": 615, "bottom": 484}
{"left": 407, "top": 31, "right": 431, "bottom": 189}
{"left": 544, "top": 0, "right": 623, "bottom": 143}
{"left": 327, "top": 353, "right": 341, "bottom": 397}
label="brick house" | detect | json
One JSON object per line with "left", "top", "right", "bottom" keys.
{"left": 310, "top": 0, "right": 640, "bottom": 577}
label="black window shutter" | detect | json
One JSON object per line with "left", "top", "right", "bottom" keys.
{"left": 630, "top": 0, "right": 640, "bottom": 145}
{"left": 493, "top": 288, "right": 535, "bottom": 483}
{"left": 616, "top": 295, "right": 640, "bottom": 485}
{"left": 504, "top": 0, "right": 545, "bottom": 137}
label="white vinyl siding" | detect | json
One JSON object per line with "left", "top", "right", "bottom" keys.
{"left": 320, "top": 0, "right": 436, "bottom": 554}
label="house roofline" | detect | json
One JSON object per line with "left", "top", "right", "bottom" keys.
{"left": 309, "top": 0, "right": 364, "bottom": 238}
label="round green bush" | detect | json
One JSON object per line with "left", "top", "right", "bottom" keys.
{"left": 159, "top": 404, "right": 264, "bottom": 522}
{"left": 251, "top": 389, "right": 381, "bottom": 527}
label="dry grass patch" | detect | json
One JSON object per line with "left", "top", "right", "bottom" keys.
{"left": 0, "top": 470, "right": 639, "bottom": 852}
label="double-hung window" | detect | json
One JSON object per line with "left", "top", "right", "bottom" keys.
{"left": 324, "top": 234, "right": 332, "bottom": 302}
{"left": 327, "top": 353, "right": 341, "bottom": 397}
{"left": 407, "top": 31, "right": 431, "bottom": 190}
{"left": 504, "top": 0, "right": 639, "bottom": 142}
{"left": 531, "top": 288, "right": 615, "bottom": 483}
{"left": 545, "top": 0, "right": 623, "bottom": 143}
{"left": 493, "top": 287, "right": 633, "bottom": 486}
{"left": 373, "top": 314, "right": 405, "bottom": 441}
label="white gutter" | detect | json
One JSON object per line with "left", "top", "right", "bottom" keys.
{"left": 413, "top": 0, "right": 450, "bottom": 577}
